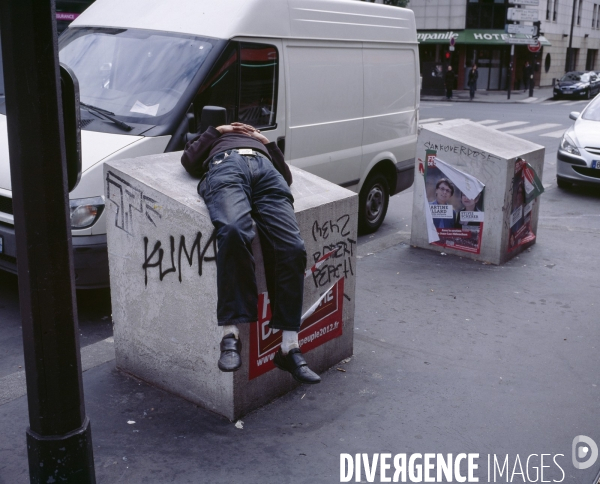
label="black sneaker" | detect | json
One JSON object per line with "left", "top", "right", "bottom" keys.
{"left": 218, "top": 334, "right": 241, "bottom": 372}
{"left": 273, "top": 348, "right": 321, "bottom": 384}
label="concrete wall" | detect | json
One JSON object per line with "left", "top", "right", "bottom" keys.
{"left": 104, "top": 152, "right": 357, "bottom": 420}
{"left": 410, "top": 120, "right": 545, "bottom": 265}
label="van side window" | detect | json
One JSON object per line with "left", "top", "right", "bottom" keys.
{"left": 194, "top": 44, "right": 238, "bottom": 124}
{"left": 239, "top": 43, "right": 278, "bottom": 129}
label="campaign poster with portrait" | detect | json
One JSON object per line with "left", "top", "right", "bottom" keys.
{"left": 423, "top": 150, "right": 486, "bottom": 254}
{"left": 507, "top": 158, "right": 544, "bottom": 252}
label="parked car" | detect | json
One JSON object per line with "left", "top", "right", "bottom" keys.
{"left": 556, "top": 94, "right": 600, "bottom": 188}
{"left": 553, "top": 71, "right": 600, "bottom": 100}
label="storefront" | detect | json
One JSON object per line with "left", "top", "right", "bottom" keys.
{"left": 417, "top": 29, "right": 551, "bottom": 95}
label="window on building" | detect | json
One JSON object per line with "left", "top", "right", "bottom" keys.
{"left": 466, "top": 0, "right": 508, "bottom": 30}
{"left": 553, "top": 0, "right": 558, "bottom": 20}
{"left": 586, "top": 49, "right": 598, "bottom": 70}
{"left": 577, "top": 0, "right": 583, "bottom": 25}
{"left": 566, "top": 47, "right": 580, "bottom": 71}
{"left": 546, "top": 0, "right": 553, "bottom": 20}
{"left": 593, "top": 4, "right": 597, "bottom": 28}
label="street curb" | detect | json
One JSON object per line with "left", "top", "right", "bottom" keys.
{"left": 420, "top": 96, "right": 553, "bottom": 104}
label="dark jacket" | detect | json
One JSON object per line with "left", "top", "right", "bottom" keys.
{"left": 444, "top": 70, "right": 454, "bottom": 88}
{"left": 468, "top": 68, "right": 478, "bottom": 87}
{"left": 181, "top": 126, "right": 292, "bottom": 185}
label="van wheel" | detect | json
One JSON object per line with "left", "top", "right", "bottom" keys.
{"left": 358, "top": 173, "right": 389, "bottom": 234}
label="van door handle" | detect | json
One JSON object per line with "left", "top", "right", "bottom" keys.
{"left": 277, "top": 136, "right": 285, "bottom": 154}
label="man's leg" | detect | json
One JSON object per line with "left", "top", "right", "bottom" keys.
{"left": 201, "top": 154, "right": 256, "bottom": 371}
{"left": 250, "top": 155, "right": 320, "bottom": 384}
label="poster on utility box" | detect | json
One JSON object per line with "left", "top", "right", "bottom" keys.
{"left": 421, "top": 150, "right": 486, "bottom": 254}
{"left": 508, "top": 158, "right": 544, "bottom": 252}
{"left": 248, "top": 277, "right": 344, "bottom": 380}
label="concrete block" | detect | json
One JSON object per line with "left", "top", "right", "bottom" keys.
{"left": 104, "top": 153, "right": 357, "bottom": 420}
{"left": 411, "top": 120, "right": 545, "bottom": 265}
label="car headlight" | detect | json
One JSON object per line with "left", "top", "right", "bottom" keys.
{"left": 70, "top": 196, "right": 104, "bottom": 229}
{"left": 559, "top": 133, "right": 581, "bottom": 156}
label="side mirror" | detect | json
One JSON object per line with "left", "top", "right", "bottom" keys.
{"left": 200, "top": 106, "right": 227, "bottom": 133}
{"left": 60, "top": 63, "right": 81, "bottom": 192}
{"left": 569, "top": 111, "right": 580, "bottom": 121}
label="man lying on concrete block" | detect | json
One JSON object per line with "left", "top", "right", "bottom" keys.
{"left": 181, "top": 119, "right": 320, "bottom": 384}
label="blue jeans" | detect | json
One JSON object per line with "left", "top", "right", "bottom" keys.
{"left": 199, "top": 151, "right": 306, "bottom": 331}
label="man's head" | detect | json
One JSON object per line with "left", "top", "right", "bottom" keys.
{"left": 448, "top": 66, "right": 452, "bottom": 71}
{"left": 472, "top": 64, "right": 477, "bottom": 70}
{"left": 435, "top": 178, "right": 454, "bottom": 204}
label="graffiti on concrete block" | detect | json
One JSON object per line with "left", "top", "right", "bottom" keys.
{"left": 309, "top": 214, "right": 356, "bottom": 289}
{"left": 106, "top": 171, "right": 162, "bottom": 236}
{"left": 142, "top": 231, "right": 217, "bottom": 286}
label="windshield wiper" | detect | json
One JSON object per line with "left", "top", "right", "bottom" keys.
{"left": 80, "top": 102, "right": 133, "bottom": 131}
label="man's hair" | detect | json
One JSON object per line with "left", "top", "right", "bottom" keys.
{"left": 436, "top": 178, "right": 454, "bottom": 196}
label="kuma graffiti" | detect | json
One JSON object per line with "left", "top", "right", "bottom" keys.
{"left": 142, "top": 231, "right": 217, "bottom": 286}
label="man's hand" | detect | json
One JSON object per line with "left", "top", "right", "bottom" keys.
{"left": 216, "top": 122, "right": 269, "bottom": 145}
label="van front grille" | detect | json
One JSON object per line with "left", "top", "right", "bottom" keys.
{"left": 0, "top": 195, "right": 13, "bottom": 215}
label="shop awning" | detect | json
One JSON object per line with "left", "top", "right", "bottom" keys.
{"left": 417, "top": 29, "right": 551, "bottom": 46}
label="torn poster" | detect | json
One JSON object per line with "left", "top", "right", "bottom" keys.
{"left": 508, "top": 158, "right": 544, "bottom": 252}
{"left": 423, "top": 150, "right": 486, "bottom": 254}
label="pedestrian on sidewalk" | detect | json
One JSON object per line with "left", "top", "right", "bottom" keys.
{"left": 181, "top": 122, "right": 321, "bottom": 384}
{"left": 523, "top": 61, "right": 533, "bottom": 92}
{"left": 444, "top": 66, "right": 454, "bottom": 100}
{"left": 468, "top": 64, "right": 478, "bottom": 101}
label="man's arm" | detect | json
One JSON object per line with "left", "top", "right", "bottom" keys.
{"left": 245, "top": 126, "right": 293, "bottom": 186}
{"left": 180, "top": 126, "right": 221, "bottom": 177}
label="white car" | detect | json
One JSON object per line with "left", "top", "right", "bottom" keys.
{"left": 556, "top": 94, "right": 600, "bottom": 189}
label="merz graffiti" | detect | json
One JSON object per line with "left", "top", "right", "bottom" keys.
{"left": 106, "top": 171, "right": 162, "bottom": 236}
{"left": 142, "top": 231, "right": 217, "bottom": 286}
{"left": 309, "top": 214, "right": 356, "bottom": 289}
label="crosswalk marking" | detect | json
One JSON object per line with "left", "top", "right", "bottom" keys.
{"left": 540, "top": 129, "right": 566, "bottom": 138}
{"left": 419, "top": 118, "right": 445, "bottom": 124}
{"left": 485, "top": 121, "right": 529, "bottom": 130}
{"left": 504, "top": 123, "right": 561, "bottom": 135}
{"left": 418, "top": 117, "right": 567, "bottom": 138}
{"left": 564, "top": 100, "right": 588, "bottom": 106}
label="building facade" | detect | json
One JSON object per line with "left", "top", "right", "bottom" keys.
{"left": 409, "top": 0, "right": 600, "bottom": 93}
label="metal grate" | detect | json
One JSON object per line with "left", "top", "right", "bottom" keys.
{"left": 0, "top": 195, "right": 13, "bottom": 215}
{"left": 585, "top": 146, "right": 600, "bottom": 156}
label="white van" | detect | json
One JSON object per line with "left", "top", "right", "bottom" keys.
{"left": 0, "top": 0, "right": 419, "bottom": 287}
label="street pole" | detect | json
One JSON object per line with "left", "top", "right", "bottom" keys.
{"left": 567, "top": 0, "right": 577, "bottom": 71}
{"left": 0, "top": 1, "right": 96, "bottom": 483}
{"left": 508, "top": 44, "right": 514, "bottom": 100}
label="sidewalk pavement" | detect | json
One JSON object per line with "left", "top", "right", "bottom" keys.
{"left": 2, "top": 185, "right": 600, "bottom": 483}
{"left": 421, "top": 86, "right": 555, "bottom": 104}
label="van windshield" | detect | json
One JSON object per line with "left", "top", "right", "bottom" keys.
{"left": 58, "top": 27, "right": 214, "bottom": 132}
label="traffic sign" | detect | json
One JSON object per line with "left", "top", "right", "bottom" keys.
{"left": 528, "top": 40, "right": 542, "bottom": 52}
{"left": 507, "top": 8, "right": 539, "bottom": 21}
{"left": 509, "top": 0, "right": 539, "bottom": 5}
{"left": 506, "top": 24, "right": 538, "bottom": 35}
{"left": 505, "top": 36, "right": 539, "bottom": 45}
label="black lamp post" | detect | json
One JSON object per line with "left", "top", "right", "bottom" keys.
{"left": 0, "top": 1, "right": 96, "bottom": 482}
